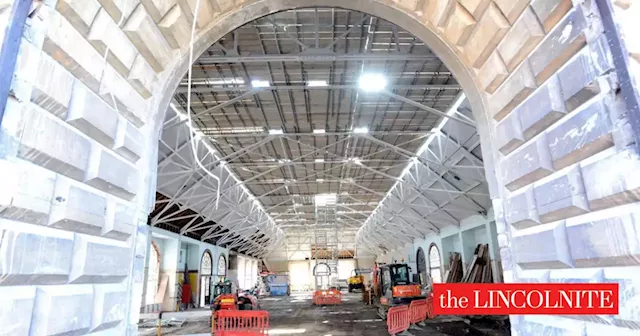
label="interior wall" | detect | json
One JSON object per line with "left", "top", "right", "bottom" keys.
{"left": 411, "top": 209, "right": 500, "bottom": 283}
{"left": 337, "top": 259, "right": 355, "bottom": 280}
{"left": 142, "top": 227, "right": 245, "bottom": 310}
{"left": 288, "top": 260, "right": 312, "bottom": 292}
{"left": 1, "top": 1, "right": 637, "bottom": 335}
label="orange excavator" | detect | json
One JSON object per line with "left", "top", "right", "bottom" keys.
{"left": 372, "top": 262, "right": 425, "bottom": 320}
{"left": 209, "top": 280, "right": 260, "bottom": 328}
{"left": 211, "top": 280, "right": 259, "bottom": 312}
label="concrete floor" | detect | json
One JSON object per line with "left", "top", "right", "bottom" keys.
{"left": 139, "top": 292, "right": 510, "bottom": 336}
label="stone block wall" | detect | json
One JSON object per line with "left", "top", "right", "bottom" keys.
{"left": 0, "top": 0, "right": 639, "bottom": 335}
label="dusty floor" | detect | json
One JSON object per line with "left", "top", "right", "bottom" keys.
{"left": 138, "top": 292, "right": 510, "bottom": 335}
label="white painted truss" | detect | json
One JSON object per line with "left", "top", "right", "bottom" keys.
{"left": 153, "top": 104, "right": 285, "bottom": 258}
{"left": 356, "top": 94, "right": 492, "bottom": 253}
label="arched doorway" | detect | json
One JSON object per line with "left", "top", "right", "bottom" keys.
{"left": 428, "top": 244, "right": 442, "bottom": 284}
{"left": 313, "top": 262, "right": 331, "bottom": 290}
{"left": 216, "top": 254, "right": 227, "bottom": 282}
{"left": 416, "top": 247, "right": 427, "bottom": 287}
{"left": 2, "top": 1, "right": 638, "bottom": 335}
{"left": 200, "top": 250, "right": 213, "bottom": 306}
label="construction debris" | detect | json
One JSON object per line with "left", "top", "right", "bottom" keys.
{"left": 445, "top": 253, "right": 463, "bottom": 283}
{"left": 462, "top": 244, "right": 493, "bottom": 283}
{"left": 444, "top": 245, "right": 494, "bottom": 283}
{"left": 139, "top": 317, "right": 185, "bottom": 328}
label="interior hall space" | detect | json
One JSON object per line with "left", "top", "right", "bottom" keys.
{"left": 1, "top": 1, "right": 640, "bottom": 336}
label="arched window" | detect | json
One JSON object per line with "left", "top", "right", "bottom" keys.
{"left": 428, "top": 244, "right": 442, "bottom": 284}
{"left": 416, "top": 247, "right": 427, "bottom": 286}
{"left": 217, "top": 254, "right": 227, "bottom": 281}
{"left": 201, "top": 251, "right": 212, "bottom": 275}
{"left": 200, "top": 250, "right": 214, "bottom": 306}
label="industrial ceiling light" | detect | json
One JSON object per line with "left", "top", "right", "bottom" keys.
{"left": 315, "top": 193, "right": 337, "bottom": 206}
{"left": 358, "top": 73, "right": 387, "bottom": 92}
{"left": 353, "top": 126, "right": 368, "bottom": 134}
{"left": 316, "top": 178, "right": 325, "bottom": 183}
{"left": 313, "top": 129, "right": 326, "bottom": 134}
{"left": 307, "top": 80, "right": 328, "bottom": 87}
{"left": 251, "top": 79, "right": 270, "bottom": 88}
{"left": 315, "top": 158, "right": 324, "bottom": 163}
{"left": 269, "top": 129, "right": 284, "bottom": 135}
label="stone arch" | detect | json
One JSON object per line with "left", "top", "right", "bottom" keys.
{"left": 2, "top": 0, "right": 639, "bottom": 335}
{"left": 150, "top": 1, "right": 497, "bottom": 188}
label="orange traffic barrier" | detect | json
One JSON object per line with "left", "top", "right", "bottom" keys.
{"left": 387, "top": 305, "right": 410, "bottom": 335}
{"left": 312, "top": 290, "right": 342, "bottom": 305}
{"left": 212, "top": 310, "right": 269, "bottom": 336}
{"left": 409, "top": 299, "right": 428, "bottom": 324}
{"left": 426, "top": 295, "right": 434, "bottom": 319}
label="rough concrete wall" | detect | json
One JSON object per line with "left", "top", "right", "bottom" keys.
{"left": 0, "top": 0, "right": 638, "bottom": 335}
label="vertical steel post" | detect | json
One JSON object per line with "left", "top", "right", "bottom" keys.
{"left": 0, "top": 0, "right": 32, "bottom": 126}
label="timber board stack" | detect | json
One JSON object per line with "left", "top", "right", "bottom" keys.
{"left": 462, "top": 244, "right": 493, "bottom": 283}
{"left": 445, "top": 252, "right": 463, "bottom": 283}
{"left": 445, "top": 244, "right": 493, "bottom": 283}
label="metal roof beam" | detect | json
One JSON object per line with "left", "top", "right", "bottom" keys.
{"left": 202, "top": 130, "right": 431, "bottom": 138}
{"left": 197, "top": 52, "right": 442, "bottom": 64}
{"left": 176, "top": 84, "right": 460, "bottom": 93}
{"left": 380, "top": 90, "right": 475, "bottom": 127}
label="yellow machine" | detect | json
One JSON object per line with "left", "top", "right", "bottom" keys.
{"left": 347, "top": 270, "right": 364, "bottom": 292}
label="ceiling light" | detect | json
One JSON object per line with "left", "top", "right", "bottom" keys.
{"left": 269, "top": 129, "right": 284, "bottom": 135}
{"left": 307, "top": 80, "right": 328, "bottom": 87}
{"left": 358, "top": 73, "right": 387, "bottom": 92}
{"left": 315, "top": 193, "right": 337, "bottom": 206}
{"left": 251, "top": 79, "right": 270, "bottom": 88}
{"left": 316, "top": 178, "right": 325, "bottom": 183}
{"left": 313, "top": 129, "right": 326, "bottom": 134}
{"left": 315, "top": 159, "right": 324, "bottom": 163}
{"left": 353, "top": 127, "right": 368, "bottom": 134}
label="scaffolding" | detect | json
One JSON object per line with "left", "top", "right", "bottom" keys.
{"left": 312, "top": 194, "right": 339, "bottom": 289}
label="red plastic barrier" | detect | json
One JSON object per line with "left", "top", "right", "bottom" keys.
{"left": 312, "top": 290, "right": 342, "bottom": 305}
{"left": 409, "top": 299, "right": 428, "bottom": 324}
{"left": 213, "top": 310, "right": 269, "bottom": 336}
{"left": 387, "top": 305, "right": 410, "bottom": 335}
{"left": 426, "top": 295, "right": 434, "bottom": 319}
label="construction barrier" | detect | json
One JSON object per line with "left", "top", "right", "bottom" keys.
{"left": 426, "top": 295, "right": 434, "bottom": 319}
{"left": 212, "top": 310, "right": 269, "bottom": 336}
{"left": 312, "top": 290, "right": 342, "bottom": 305}
{"left": 409, "top": 299, "right": 428, "bottom": 324}
{"left": 387, "top": 305, "right": 410, "bottom": 335}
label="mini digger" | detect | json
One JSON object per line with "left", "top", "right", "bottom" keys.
{"left": 372, "top": 262, "right": 426, "bottom": 320}
{"left": 209, "top": 280, "right": 260, "bottom": 327}
{"left": 211, "top": 280, "right": 259, "bottom": 312}
{"left": 347, "top": 269, "right": 365, "bottom": 292}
